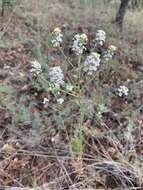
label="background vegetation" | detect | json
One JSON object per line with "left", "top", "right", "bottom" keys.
{"left": 0, "top": 0, "right": 143, "bottom": 189}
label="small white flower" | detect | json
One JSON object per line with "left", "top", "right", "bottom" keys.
{"left": 83, "top": 52, "right": 101, "bottom": 75}
{"left": 72, "top": 33, "right": 88, "bottom": 55}
{"left": 66, "top": 84, "right": 74, "bottom": 92}
{"left": 30, "top": 60, "right": 42, "bottom": 75}
{"left": 108, "top": 45, "right": 117, "bottom": 52}
{"left": 51, "top": 137, "right": 55, "bottom": 142}
{"left": 57, "top": 97, "right": 64, "bottom": 104}
{"left": 95, "top": 30, "right": 106, "bottom": 46}
{"left": 43, "top": 97, "right": 49, "bottom": 108}
{"left": 43, "top": 97, "right": 49, "bottom": 104}
{"left": 34, "top": 92, "right": 38, "bottom": 96}
{"left": 104, "top": 45, "right": 117, "bottom": 61}
{"left": 53, "top": 27, "right": 61, "bottom": 34}
{"left": 51, "top": 27, "right": 63, "bottom": 47}
{"left": 48, "top": 66, "right": 64, "bottom": 88}
{"left": 118, "top": 85, "right": 129, "bottom": 97}
{"left": 103, "top": 52, "right": 113, "bottom": 61}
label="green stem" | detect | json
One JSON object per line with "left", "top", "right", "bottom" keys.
{"left": 59, "top": 47, "right": 74, "bottom": 67}
{"left": 77, "top": 54, "right": 84, "bottom": 158}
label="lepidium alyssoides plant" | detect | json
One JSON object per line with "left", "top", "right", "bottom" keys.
{"left": 29, "top": 28, "right": 129, "bottom": 159}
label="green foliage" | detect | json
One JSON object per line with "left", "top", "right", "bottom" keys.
{"left": 1, "top": 0, "right": 14, "bottom": 6}
{"left": 16, "top": 96, "right": 31, "bottom": 123}
{"left": 32, "top": 111, "right": 43, "bottom": 128}
{"left": 71, "top": 137, "right": 84, "bottom": 155}
{"left": 1, "top": 0, "right": 15, "bottom": 16}
{"left": 0, "top": 84, "right": 15, "bottom": 111}
{"left": 80, "top": 0, "right": 109, "bottom": 7}
{"left": 130, "top": 0, "right": 143, "bottom": 9}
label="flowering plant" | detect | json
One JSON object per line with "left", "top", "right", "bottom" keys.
{"left": 72, "top": 33, "right": 88, "bottom": 55}
{"left": 83, "top": 52, "right": 101, "bottom": 75}
{"left": 95, "top": 30, "right": 106, "bottom": 46}
{"left": 118, "top": 85, "right": 129, "bottom": 97}
{"left": 51, "top": 27, "right": 63, "bottom": 47}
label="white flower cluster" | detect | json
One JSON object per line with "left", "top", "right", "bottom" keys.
{"left": 48, "top": 66, "right": 64, "bottom": 88}
{"left": 118, "top": 85, "right": 129, "bottom": 97}
{"left": 83, "top": 52, "right": 101, "bottom": 75}
{"left": 30, "top": 60, "right": 42, "bottom": 75}
{"left": 95, "top": 30, "right": 106, "bottom": 46}
{"left": 104, "top": 45, "right": 117, "bottom": 61}
{"left": 72, "top": 33, "right": 88, "bottom": 55}
{"left": 51, "top": 27, "right": 63, "bottom": 47}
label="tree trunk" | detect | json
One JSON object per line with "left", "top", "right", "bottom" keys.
{"left": 115, "top": 0, "right": 131, "bottom": 29}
